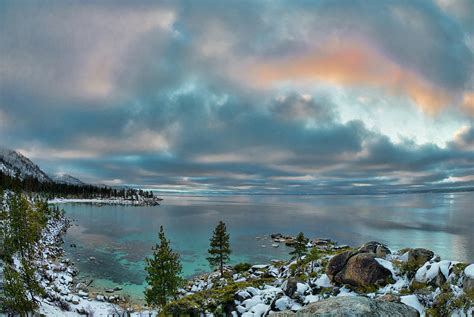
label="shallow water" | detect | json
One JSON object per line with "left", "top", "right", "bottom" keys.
{"left": 61, "top": 192, "right": 474, "bottom": 301}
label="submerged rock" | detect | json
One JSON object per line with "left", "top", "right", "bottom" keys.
{"left": 272, "top": 296, "right": 419, "bottom": 316}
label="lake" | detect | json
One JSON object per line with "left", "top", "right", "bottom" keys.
{"left": 61, "top": 192, "right": 474, "bottom": 302}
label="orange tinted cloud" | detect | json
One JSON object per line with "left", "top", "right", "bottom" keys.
{"left": 463, "top": 92, "right": 474, "bottom": 113}
{"left": 253, "top": 41, "right": 456, "bottom": 114}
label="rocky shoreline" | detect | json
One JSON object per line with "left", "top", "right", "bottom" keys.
{"left": 28, "top": 219, "right": 474, "bottom": 316}
{"left": 169, "top": 237, "right": 474, "bottom": 316}
{"left": 33, "top": 212, "right": 154, "bottom": 316}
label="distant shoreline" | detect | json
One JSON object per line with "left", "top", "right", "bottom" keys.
{"left": 48, "top": 196, "right": 163, "bottom": 206}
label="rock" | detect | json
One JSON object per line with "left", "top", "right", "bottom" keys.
{"left": 464, "top": 264, "right": 474, "bottom": 292}
{"left": 76, "top": 308, "right": 90, "bottom": 315}
{"left": 105, "top": 288, "right": 115, "bottom": 293}
{"left": 235, "top": 290, "right": 252, "bottom": 302}
{"left": 333, "top": 253, "right": 392, "bottom": 289}
{"left": 96, "top": 294, "right": 105, "bottom": 301}
{"left": 434, "top": 271, "right": 447, "bottom": 287}
{"left": 77, "top": 290, "right": 88, "bottom": 298}
{"left": 378, "top": 293, "right": 400, "bottom": 303}
{"left": 89, "top": 256, "right": 96, "bottom": 261}
{"left": 75, "top": 282, "right": 88, "bottom": 292}
{"left": 285, "top": 238, "right": 297, "bottom": 247}
{"left": 407, "top": 248, "right": 434, "bottom": 271}
{"left": 283, "top": 277, "right": 300, "bottom": 298}
{"left": 271, "top": 233, "right": 283, "bottom": 239}
{"left": 358, "top": 241, "right": 391, "bottom": 258}
{"left": 314, "top": 238, "right": 333, "bottom": 245}
{"left": 326, "top": 250, "right": 356, "bottom": 280}
{"left": 272, "top": 296, "right": 419, "bottom": 316}
{"left": 114, "top": 286, "right": 123, "bottom": 291}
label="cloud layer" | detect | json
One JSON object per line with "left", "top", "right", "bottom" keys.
{"left": 0, "top": 0, "right": 473, "bottom": 193}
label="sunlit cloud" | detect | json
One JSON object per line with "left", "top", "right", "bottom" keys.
{"left": 252, "top": 40, "right": 460, "bottom": 114}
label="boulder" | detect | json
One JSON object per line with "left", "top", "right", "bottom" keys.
{"left": 407, "top": 248, "right": 434, "bottom": 271}
{"left": 326, "top": 250, "right": 356, "bottom": 280}
{"left": 272, "top": 296, "right": 419, "bottom": 316}
{"left": 282, "top": 277, "right": 299, "bottom": 298}
{"left": 358, "top": 241, "right": 391, "bottom": 258}
{"left": 464, "top": 264, "right": 474, "bottom": 292}
{"left": 333, "top": 253, "right": 392, "bottom": 289}
{"left": 378, "top": 293, "right": 401, "bottom": 303}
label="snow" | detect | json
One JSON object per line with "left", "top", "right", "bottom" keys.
{"left": 48, "top": 197, "right": 153, "bottom": 206}
{"left": 465, "top": 264, "right": 474, "bottom": 279}
{"left": 375, "top": 258, "right": 395, "bottom": 276}
{"left": 296, "top": 282, "right": 309, "bottom": 295}
{"left": 275, "top": 296, "right": 291, "bottom": 310}
{"left": 249, "top": 303, "right": 269, "bottom": 316}
{"left": 415, "top": 260, "right": 458, "bottom": 283}
{"left": 401, "top": 295, "right": 425, "bottom": 317}
{"left": 399, "top": 251, "right": 410, "bottom": 262}
{"left": 304, "top": 294, "right": 322, "bottom": 304}
{"left": 314, "top": 274, "right": 332, "bottom": 288}
{"left": 252, "top": 264, "right": 269, "bottom": 270}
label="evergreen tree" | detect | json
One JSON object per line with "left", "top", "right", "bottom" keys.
{"left": 289, "top": 232, "right": 308, "bottom": 263}
{"left": 144, "top": 226, "right": 183, "bottom": 308}
{"left": 0, "top": 192, "right": 46, "bottom": 314}
{"left": 307, "top": 247, "right": 320, "bottom": 273}
{"left": 207, "top": 221, "right": 231, "bottom": 277}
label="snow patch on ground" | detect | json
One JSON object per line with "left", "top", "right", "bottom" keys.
{"left": 465, "top": 264, "right": 474, "bottom": 279}
{"left": 401, "top": 295, "right": 425, "bottom": 317}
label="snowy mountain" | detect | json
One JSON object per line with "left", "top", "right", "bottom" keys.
{"left": 0, "top": 148, "right": 52, "bottom": 183}
{"left": 53, "top": 174, "right": 85, "bottom": 186}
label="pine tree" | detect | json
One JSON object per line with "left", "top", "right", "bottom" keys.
{"left": 207, "top": 221, "right": 231, "bottom": 277}
{"left": 144, "top": 226, "right": 183, "bottom": 308}
{"left": 0, "top": 192, "right": 46, "bottom": 314}
{"left": 307, "top": 246, "right": 320, "bottom": 273}
{"left": 289, "top": 232, "right": 308, "bottom": 263}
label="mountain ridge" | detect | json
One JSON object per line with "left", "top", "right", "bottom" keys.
{"left": 0, "top": 147, "right": 86, "bottom": 185}
{"left": 0, "top": 148, "right": 52, "bottom": 183}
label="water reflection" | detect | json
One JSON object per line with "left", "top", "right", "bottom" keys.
{"left": 62, "top": 192, "right": 473, "bottom": 299}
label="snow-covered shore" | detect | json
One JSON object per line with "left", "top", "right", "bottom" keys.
{"left": 48, "top": 196, "right": 162, "bottom": 207}
{"left": 25, "top": 212, "right": 157, "bottom": 316}
{"left": 167, "top": 239, "right": 474, "bottom": 316}
{"left": 5, "top": 213, "right": 474, "bottom": 316}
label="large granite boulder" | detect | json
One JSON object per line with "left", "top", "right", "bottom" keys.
{"left": 333, "top": 253, "right": 392, "bottom": 289}
{"left": 326, "top": 250, "right": 356, "bottom": 281}
{"left": 272, "top": 296, "right": 419, "bottom": 316}
{"left": 326, "top": 245, "right": 392, "bottom": 290}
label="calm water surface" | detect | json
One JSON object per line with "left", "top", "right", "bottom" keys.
{"left": 61, "top": 192, "right": 474, "bottom": 301}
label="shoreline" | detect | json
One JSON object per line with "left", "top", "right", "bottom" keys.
{"left": 36, "top": 212, "right": 156, "bottom": 316}
{"left": 37, "top": 215, "right": 474, "bottom": 316}
{"left": 48, "top": 196, "right": 163, "bottom": 207}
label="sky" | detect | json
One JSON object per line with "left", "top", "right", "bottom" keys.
{"left": 0, "top": 0, "right": 473, "bottom": 194}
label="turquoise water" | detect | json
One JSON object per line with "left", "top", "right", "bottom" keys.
{"left": 61, "top": 192, "right": 474, "bottom": 301}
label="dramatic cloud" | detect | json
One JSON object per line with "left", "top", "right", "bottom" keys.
{"left": 0, "top": 0, "right": 473, "bottom": 193}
